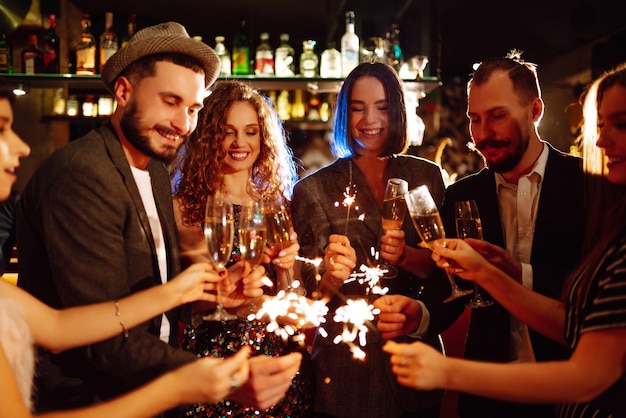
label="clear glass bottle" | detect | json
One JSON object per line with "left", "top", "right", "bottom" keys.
{"left": 0, "top": 30, "right": 13, "bottom": 74}
{"left": 341, "top": 11, "right": 359, "bottom": 77}
{"left": 43, "top": 14, "right": 60, "bottom": 73}
{"left": 232, "top": 18, "right": 250, "bottom": 75}
{"left": 255, "top": 32, "right": 274, "bottom": 76}
{"left": 99, "top": 12, "right": 118, "bottom": 73}
{"left": 21, "top": 34, "right": 44, "bottom": 74}
{"left": 214, "top": 36, "right": 231, "bottom": 76}
{"left": 66, "top": 95, "right": 79, "bottom": 117}
{"left": 274, "top": 33, "right": 295, "bottom": 77}
{"left": 75, "top": 14, "right": 96, "bottom": 75}
{"left": 121, "top": 13, "right": 136, "bottom": 49}
{"left": 299, "top": 40, "right": 318, "bottom": 78}
{"left": 320, "top": 42, "right": 341, "bottom": 78}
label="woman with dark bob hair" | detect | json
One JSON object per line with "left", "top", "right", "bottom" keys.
{"left": 291, "top": 62, "right": 451, "bottom": 417}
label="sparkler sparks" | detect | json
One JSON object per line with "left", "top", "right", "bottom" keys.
{"left": 334, "top": 185, "right": 358, "bottom": 236}
{"left": 328, "top": 299, "right": 380, "bottom": 361}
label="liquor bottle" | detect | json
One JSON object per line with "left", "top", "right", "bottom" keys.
{"left": 232, "top": 18, "right": 250, "bottom": 75}
{"left": 276, "top": 90, "right": 291, "bottom": 120}
{"left": 76, "top": 14, "right": 96, "bottom": 75}
{"left": 0, "top": 31, "right": 13, "bottom": 74}
{"left": 121, "top": 13, "right": 136, "bottom": 48}
{"left": 99, "top": 12, "right": 118, "bottom": 72}
{"left": 255, "top": 32, "right": 274, "bottom": 76}
{"left": 320, "top": 42, "right": 341, "bottom": 78}
{"left": 341, "top": 11, "right": 359, "bottom": 77}
{"left": 299, "top": 40, "right": 318, "bottom": 78}
{"left": 21, "top": 34, "right": 44, "bottom": 74}
{"left": 52, "top": 88, "right": 66, "bottom": 115}
{"left": 214, "top": 36, "right": 231, "bottom": 76}
{"left": 291, "top": 89, "right": 306, "bottom": 119}
{"left": 274, "top": 33, "right": 295, "bottom": 77}
{"left": 43, "top": 14, "right": 60, "bottom": 73}
{"left": 385, "top": 23, "right": 404, "bottom": 71}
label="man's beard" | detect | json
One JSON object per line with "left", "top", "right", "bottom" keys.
{"left": 119, "top": 100, "right": 181, "bottom": 164}
{"left": 473, "top": 133, "right": 530, "bottom": 174}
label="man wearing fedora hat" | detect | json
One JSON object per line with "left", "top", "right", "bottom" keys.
{"left": 16, "top": 21, "right": 302, "bottom": 415}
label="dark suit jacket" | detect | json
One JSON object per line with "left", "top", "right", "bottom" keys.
{"left": 16, "top": 122, "right": 195, "bottom": 411}
{"left": 432, "top": 143, "right": 584, "bottom": 417}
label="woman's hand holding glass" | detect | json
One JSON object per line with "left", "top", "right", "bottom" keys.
{"left": 380, "top": 178, "right": 409, "bottom": 278}
{"left": 380, "top": 229, "right": 406, "bottom": 266}
{"left": 431, "top": 238, "right": 495, "bottom": 284}
{"left": 404, "top": 185, "right": 473, "bottom": 302}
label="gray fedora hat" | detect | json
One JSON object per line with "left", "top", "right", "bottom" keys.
{"left": 101, "top": 21, "right": 220, "bottom": 93}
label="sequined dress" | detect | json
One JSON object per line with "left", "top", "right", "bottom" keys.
{"left": 179, "top": 204, "right": 314, "bottom": 417}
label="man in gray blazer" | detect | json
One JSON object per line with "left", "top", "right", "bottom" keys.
{"left": 16, "top": 22, "right": 301, "bottom": 415}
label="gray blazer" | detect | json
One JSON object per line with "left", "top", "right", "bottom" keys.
{"left": 292, "top": 155, "right": 447, "bottom": 417}
{"left": 16, "top": 122, "right": 195, "bottom": 411}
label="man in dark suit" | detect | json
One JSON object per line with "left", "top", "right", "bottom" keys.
{"left": 376, "top": 51, "right": 584, "bottom": 418}
{"left": 16, "top": 22, "right": 301, "bottom": 415}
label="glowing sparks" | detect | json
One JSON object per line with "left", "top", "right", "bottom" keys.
{"left": 334, "top": 185, "right": 358, "bottom": 236}
{"left": 326, "top": 299, "right": 380, "bottom": 361}
{"left": 347, "top": 264, "right": 389, "bottom": 296}
{"left": 254, "top": 289, "right": 328, "bottom": 346}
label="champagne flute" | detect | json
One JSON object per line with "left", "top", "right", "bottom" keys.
{"left": 237, "top": 200, "right": 267, "bottom": 318}
{"left": 404, "top": 185, "right": 473, "bottom": 302}
{"left": 380, "top": 178, "right": 409, "bottom": 279}
{"left": 454, "top": 200, "right": 493, "bottom": 308}
{"left": 203, "top": 193, "right": 237, "bottom": 321}
{"left": 263, "top": 197, "right": 304, "bottom": 296}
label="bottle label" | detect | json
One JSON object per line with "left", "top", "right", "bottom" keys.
{"left": 43, "top": 43, "right": 56, "bottom": 68}
{"left": 232, "top": 47, "right": 250, "bottom": 75}
{"left": 76, "top": 46, "right": 96, "bottom": 75}
{"left": 0, "top": 49, "right": 7, "bottom": 69}
{"left": 275, "top": 49, "right": 294, "bottom": 77}
{"left": 255, "top": 51, "right": 274, "bottom": 76}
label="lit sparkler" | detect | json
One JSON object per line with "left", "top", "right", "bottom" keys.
{"left": 328, "top": 298, "right": 380, "bottom": 361}
{"left": 334, "top": 185, "right": 357, "bottom": 236}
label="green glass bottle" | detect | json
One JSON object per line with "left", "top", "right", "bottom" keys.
{"left": 232, "top": 18, "right": 250, "bottom": 75}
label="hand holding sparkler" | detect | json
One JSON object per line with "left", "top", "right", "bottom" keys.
{"left": 374, "top": 294, "right": 425, "bottom": 340}
{"left": 321, "top": 234, "right": 357, "bottom": 296}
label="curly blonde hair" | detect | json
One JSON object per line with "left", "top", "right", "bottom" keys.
{"left": 172, "top": 81, "right": 297, "bottom": 227}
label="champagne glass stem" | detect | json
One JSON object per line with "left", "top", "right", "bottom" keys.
{"left": 443, "top": 270, "right": 474, "bottom": 303}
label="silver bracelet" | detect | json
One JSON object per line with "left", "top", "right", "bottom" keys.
{"left": 114, "top": 300, "right": 129, "bottom": 338}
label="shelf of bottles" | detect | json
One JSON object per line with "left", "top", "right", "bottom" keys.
{"left": 2, "top": 73, "right": 440, "bottom": 124}
{"left": 1, "top": 10, "right": 441, "bottom": 126}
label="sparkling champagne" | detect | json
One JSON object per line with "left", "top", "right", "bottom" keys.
{"left": 239, "top": 226, "right": 266, "bottom": 264}
{"left": 382, "top": 196, "right": 407, "bottom": 230}
{"left": 264, "top": 208, "right": 291, "bottom": 250}
{"left": 204, "top": 217, "right": 234, "bottom": 269}
{"left": 455, "top": 218, "right": 483, "bottom": 240}
{"left": 410, "top": 212, "right": 445, "bottom": 249}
